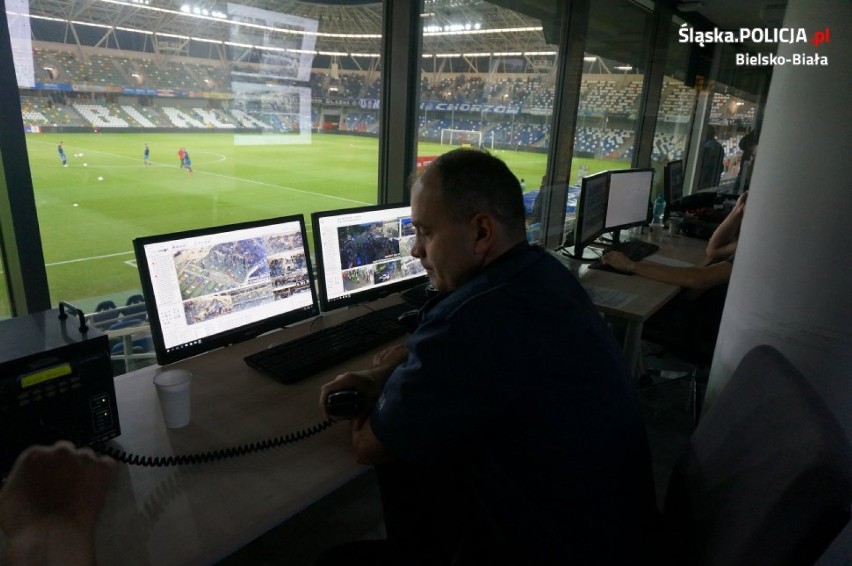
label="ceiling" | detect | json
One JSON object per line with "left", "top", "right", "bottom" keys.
{"left": 675, "top": 0, "right": 788, "bottom": 30}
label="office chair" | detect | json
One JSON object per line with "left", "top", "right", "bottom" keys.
{"left": 638, "top": 284, "right": 727, "bottom": 425}
{"left": 661, "top": 345, "right": 852, "bottom": 566}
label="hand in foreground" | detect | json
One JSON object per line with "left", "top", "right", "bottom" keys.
{"left": 600, "top": 251, "right": 636, "bottom": 273}
{"left": 732, "top": 191, "right": 748, "bottom": 215}
{"left": 0, "top": 441, "right": 115, "bottom": 566}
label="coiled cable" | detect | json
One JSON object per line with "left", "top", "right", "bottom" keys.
{"left": 93, "top": 420, "right": 334, "bottom": 467}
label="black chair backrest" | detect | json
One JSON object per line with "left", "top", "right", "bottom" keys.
{"left": 663, "top": 345, "right": 852, "bottom": 565}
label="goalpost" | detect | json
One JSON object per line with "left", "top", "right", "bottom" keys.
{"left": 440, "top": 128, "right": 483, "bottom": 148}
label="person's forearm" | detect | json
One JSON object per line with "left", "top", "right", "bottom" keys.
{"left": 706, "top": 211, "right": 743, "bottom": 258}
{"left": 629, "top": 261, "right": 720, "bottom": 291}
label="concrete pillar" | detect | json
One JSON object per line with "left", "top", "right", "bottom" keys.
{"left": 705, "top": 0, "right": 852, "bottom": 435}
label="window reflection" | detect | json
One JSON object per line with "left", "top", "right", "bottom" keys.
{"left": 11, "top": 1, "right": 384, "bottom": 313}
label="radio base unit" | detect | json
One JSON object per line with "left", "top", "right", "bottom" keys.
{"left": 0, "top": 308, "right": 120, "bottom": 471}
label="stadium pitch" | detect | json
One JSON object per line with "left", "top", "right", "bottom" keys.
{"left": 25, "top": 132, "right": 625, "bottom": 310}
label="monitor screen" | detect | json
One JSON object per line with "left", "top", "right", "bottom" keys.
{"left": 664, "top": 160, "right": 685, "bottom": 216}
{"left": 605, "top": 168, "right": 654, "bottom": 231}
{"left": 573, "top": 171, "right": 609, "bottom": 258}
{"left": 312, "top": 204, "right": 427, "bottom": 312}
{"left": 133, "top": 215, "right": 319, "bottom": 365}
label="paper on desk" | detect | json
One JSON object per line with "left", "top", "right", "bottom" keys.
{"left": 643, "top": 254, "right": 692, "bottom": 268}
{"left": 584, "top": 285, "right": 637, "bottom": 309}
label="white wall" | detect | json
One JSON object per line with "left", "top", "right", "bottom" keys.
{"left": 705, "top": 0, "right": 852, "bottom": 435}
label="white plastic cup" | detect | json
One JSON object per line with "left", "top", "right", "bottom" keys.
{"left": 153, "top": 369, "right": 192, "bottom": 428}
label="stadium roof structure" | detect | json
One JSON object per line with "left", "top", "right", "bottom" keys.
{"left": 25, "top": 0, "right": 554, "bottom": 64}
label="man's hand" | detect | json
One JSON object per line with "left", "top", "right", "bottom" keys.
{"left": 320, "top": 370, "right": 382, "bottom": 420}
{"left": 0, "top": 441, "right": 114, "bottom": 566}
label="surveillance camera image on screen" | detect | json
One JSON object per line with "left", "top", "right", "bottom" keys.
{"left": 312, "top": 204, "right": 427, "bottom": 312}
{"left": 134, "top": 215, "right": 319, "bottom": 365}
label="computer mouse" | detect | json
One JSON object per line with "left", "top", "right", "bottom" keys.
{"left": 326, "top": 390, "right": 367, "bottom": 419}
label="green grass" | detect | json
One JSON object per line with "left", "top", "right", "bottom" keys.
{"left": 24, "top": 132, "right": 626, "bottom": 311}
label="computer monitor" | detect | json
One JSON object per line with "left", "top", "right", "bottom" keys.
{"left": 572, "top": 171, "right": 609, "bottom": 259}
{"left": 311, "top": 203, "right": 427, "bottom": 312}
{"left": 605, "top": 168, "right": 654, "bottom": 233}
{"left": 664, "top": 159, "right": 685, "bottom": 219}
{"left": 133, "top": 215, "right": 319, "bottom": 365}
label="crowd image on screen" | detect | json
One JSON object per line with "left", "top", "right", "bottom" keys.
{"left": 341, "top": 265, "right": 375, "bottom": 293}
{"left": 374, "top": 260, "right": 400, "bottom": 284}
{"left": 269, "top": 251, "right": 311, "bottom": 298}
{"left": 399, "top": 235, "right": 417, "bottom": 259}
{"left": 338, "top": 220, "right": 400, "bottom": 270}
{"left": 170, "top": 231, "right": 311, "bottom": 326}
{"left": 399, "top": 256, "right": 422, "bottom": 278}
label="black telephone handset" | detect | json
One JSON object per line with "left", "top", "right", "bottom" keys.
{"left": 325, "top": 390, "right": 368, "bottom": 419}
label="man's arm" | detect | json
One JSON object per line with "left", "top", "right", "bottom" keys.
{"left": 706, "top": 192, "right": 747, "bottom": 259}
{"left": 601, "top": 252, "right": 733, "bottom": 291}
{"left": 319, "top": 343, "right": 408, "bottom": 464}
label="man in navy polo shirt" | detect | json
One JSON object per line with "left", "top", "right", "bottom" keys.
{"left": 320, "top": 148, "right": 657, "bottom": 565}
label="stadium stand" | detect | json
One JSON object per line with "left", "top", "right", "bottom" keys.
{"left": 22, "top": 40, "right": 755, "bottom": 161}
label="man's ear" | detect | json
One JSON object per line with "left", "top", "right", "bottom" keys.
{"left": 470, "top": 213, "right": 495, "bottom": 255}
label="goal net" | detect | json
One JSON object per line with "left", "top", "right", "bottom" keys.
{"left": 440, "top": 128, "right": 482, "bottom": 147}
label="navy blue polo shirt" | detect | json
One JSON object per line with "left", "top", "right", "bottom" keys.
{"left": 370, "top": 242, "right": 657, "bottom": 561}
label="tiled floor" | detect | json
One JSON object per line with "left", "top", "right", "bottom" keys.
{"left": 220, "top": 352, "right": 705, "bottom": 566}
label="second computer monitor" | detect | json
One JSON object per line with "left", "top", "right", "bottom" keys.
{"left": 573, "top": 171, "right": 609, "bottom": 258}
{"left": 311, "top": 203, "right": 427, "bottom": 312}
{"left": 605, "top": 168, "right": 654, "bottom": 232}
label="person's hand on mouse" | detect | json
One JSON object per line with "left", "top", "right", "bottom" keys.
{"left": 600, "top": 251, "right": 636, "bottom": 273}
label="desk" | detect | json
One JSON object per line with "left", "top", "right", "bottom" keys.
{"left": 550, "top": 233, "right": 709, "bottom": 373}
{"left": 91, "top": 297, "right": 407, "bottom": 566}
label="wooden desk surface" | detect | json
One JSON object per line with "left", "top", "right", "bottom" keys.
{"left": 95, "top": 298, "right": 406, "bottom": 566}
{"left": 77, "top": 237, "right": 710, "bottom": 564}
{"left": 550, "top": 232, "right": 709, "bottom": 322}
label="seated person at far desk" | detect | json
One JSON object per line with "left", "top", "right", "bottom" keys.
{"left": 319, "top": 148, "right": 658, "bottom": 565}
{"left": 600, "top": 191, "right": 747, "bottom": 290}
{"left": 601, "top": 193, "right": 747, "bottom": 361}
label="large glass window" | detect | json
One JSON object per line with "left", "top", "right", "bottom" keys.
{"left": 579, "top": 0, "right": 654, "bottom": 178}
{"left": 415, "top": 0, "right": 562, "bottom": 242}
{"left": 650, "top": 15, "right": 698, "bottom": 199}
{"left": 8, "top": 0, "right": 384, "bottom": 315}
{"left": 0, "top": 246, "right": 9, "bottom": 319}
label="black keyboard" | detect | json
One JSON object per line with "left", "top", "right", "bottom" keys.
{"left": 588, "top": 239, "right": 660, "bottom": 275}
{"left": 244, "top": 305, "right": 410, "bottom": 383}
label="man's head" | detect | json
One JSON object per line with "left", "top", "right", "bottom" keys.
{"left": 410, "top": 148, "right": 526, "bottom": 291}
